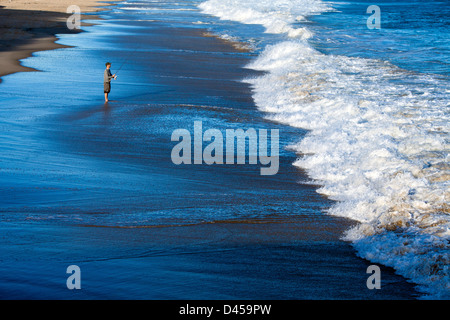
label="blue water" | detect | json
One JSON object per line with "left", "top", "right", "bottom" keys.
{"left": 311, "top": 0, "right": 450, "bottom": 76}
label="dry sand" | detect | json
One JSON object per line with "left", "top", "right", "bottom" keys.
{"left": 0, "top": 0, "right": 120, "bottom": 81}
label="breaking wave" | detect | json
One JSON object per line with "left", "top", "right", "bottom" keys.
{"left": 199, "top": 0, "right": 450, "bottom": 298}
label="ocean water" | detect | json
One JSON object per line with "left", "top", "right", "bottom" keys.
{"left": 0, "top": 0, "right": 446, "bottom": 300}
{"left": 1, "top": 0, "right": 382, "bottom": 300}
{"left": 198, "top": 0, "right": 449, "bottom": 298}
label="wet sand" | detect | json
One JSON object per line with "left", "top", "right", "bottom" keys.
{"left": 0, "top": 1, "right": 419, "bottom": 299}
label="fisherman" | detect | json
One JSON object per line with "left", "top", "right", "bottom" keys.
{"left": 104, "top": 62, "right": 117, "bottom": 102}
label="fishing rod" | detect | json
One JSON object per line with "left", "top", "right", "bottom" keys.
{"left": 114, "top": 46, "right": 141, "bottom": 77}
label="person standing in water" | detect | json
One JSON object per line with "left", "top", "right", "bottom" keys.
{"left": 104, "top": 62, "right": 117, "bottom": 102}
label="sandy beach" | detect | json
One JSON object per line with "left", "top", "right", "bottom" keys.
{"left": 0, "top": 0, "right": 119, "bottom": 80}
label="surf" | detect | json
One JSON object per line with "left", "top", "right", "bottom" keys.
{"left": 199, "top": 0, "right": 450, "bottom": 298}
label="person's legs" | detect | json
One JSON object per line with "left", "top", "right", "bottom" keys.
{"left": 104, "top": 82, "right": 111, "bottom": 102}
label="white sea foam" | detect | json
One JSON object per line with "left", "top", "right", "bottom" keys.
{"left": 199, "top": 0, "right": 450, "bottom": 298}
{"left": 199, "top": 0, "right": 333, "bottom": 39}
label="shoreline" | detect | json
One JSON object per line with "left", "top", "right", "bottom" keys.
{"left": 0, "top": 0, "right": 121, "bottom": 82}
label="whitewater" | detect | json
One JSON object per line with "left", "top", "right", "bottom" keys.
{"left": 199, "top": 0, "right": 449, "bottom": 298}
